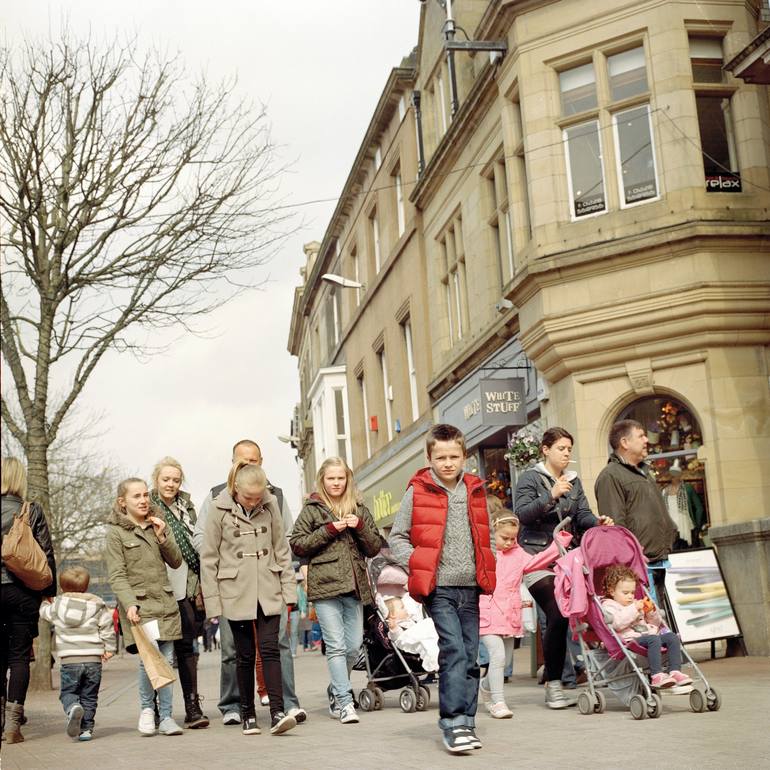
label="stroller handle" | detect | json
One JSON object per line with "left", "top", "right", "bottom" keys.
{"left": 553, "top": 516, "right": 572, "bottom": 557}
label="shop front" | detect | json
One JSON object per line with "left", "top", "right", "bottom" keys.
{"left": 436, "top": 338, "right": 540, "bottom": 509}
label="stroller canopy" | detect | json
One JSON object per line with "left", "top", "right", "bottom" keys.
{"left": 580, "top": 526, "right": 649, "bottom": 596}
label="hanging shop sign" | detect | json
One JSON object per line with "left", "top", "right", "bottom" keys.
{"left": 478, "top": 378, "right": 526, "bottom": 426}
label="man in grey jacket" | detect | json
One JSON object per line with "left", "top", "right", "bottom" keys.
{"left": 193, "top": 439, "right": 306, "bottom": 725}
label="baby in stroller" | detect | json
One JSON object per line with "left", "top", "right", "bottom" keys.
{"left": 376, "top": 564, "right": 440, "bottom": 672}
{"left": 601, "top": 565, "right": 692, "bottom": 689}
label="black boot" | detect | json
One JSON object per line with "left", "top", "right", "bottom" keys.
{"left": 183, "top": 694, "right": 209, "bottom": 729}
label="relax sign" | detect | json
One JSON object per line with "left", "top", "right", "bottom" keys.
{"left": 478, "top": 378, "right": 526, "bottom": 426}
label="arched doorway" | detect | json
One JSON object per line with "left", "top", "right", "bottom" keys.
{"left": 617, "top": 395, "right": 709, "bottom": 548}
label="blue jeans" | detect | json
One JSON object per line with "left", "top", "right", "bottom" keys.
{"left": 314, "top": 595, "right": 363, "bottom": 709}
{"left": 423, "top": 586, "right": 480, "bottom": 731}
{"left": 289, "top": 610, "right": 300, "bottom": 656}
{"left": 637, "top": 632, "right": 682, "bottom": 675}
{"left": 138, "top": 640, "right": 175, "bottom": 720}
{"left": 59, "top": 662, "right": 102, "bottom": 731}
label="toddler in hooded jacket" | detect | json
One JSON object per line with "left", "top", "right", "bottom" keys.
{"left": 40, "top": 566, "right": 116, "bottom": 741}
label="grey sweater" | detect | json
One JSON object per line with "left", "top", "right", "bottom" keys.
{"left": 389, "top": 471, "right": 496, "bottom": 588}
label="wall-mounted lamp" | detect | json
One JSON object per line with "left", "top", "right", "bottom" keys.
{"left": 278, "top": 434, "right": 300, "bottom": 444}
{"left": 322, "top": 273, "right": 364, "bottom": 290}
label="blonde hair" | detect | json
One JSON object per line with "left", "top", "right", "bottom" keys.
{"left": 315, "top": 457, "right": 360, "bottom": 519}
{"left": 112, "top": 477, "right": 157, "bottom": 517}
{"left": 227, "top": 460, "right": 267, "bottom": 498}
{"left": 60, "top": 566, "right": 90, "bottom": 593}
{"left": 151, "top": 456, "right": 185, "bottom": 492}
{"left": 492, "top": 508, "right": 519, "bottom": 531}
{"left": 1, "top": 457, "right": 28, "bottom": 498}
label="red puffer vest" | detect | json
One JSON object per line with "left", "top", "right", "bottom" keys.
{"left": 406, "top": 468, "right": 496, "bottom": 602}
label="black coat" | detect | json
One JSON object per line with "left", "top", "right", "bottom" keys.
{"left": 514, "top": 465, "right": 597, "bottom": 554}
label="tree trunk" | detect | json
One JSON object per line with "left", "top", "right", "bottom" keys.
{"left": 26, "top": 434, "right": 54, "bottom": 691}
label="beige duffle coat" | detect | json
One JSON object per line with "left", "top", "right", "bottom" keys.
{"left": 199, "top": 488, "right": 296, "bottom": 621}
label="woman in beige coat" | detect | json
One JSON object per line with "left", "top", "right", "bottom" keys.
{"left": 200, "top": 461, "right": 297, "bottom": 737}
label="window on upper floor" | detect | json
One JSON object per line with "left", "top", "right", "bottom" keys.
{"left": 402, "top": 318, "right": 420, "bottom": 422}
{"left": 378, "top": 346, "right": 394, "bottom": 443}
{"left": 689, "top": 36, "right": 740, "bottom": 192}
{"left": 559, "top": 45, "right": 659, "bottom": 219}
{"left": 393, "top": 162, "right": 406, "bottom": 239}
{"left": 357, "top": 371, "right": 372, "bottom": 460}
{"left": 439, "top": 216, "right": 468, "bottom": 347}
{"left": 349, "top": 244, "right": 361, "bottom": 307}
{"left": 485, "top": 156, "right": 515, "bottom": 286}
{"left": 370, "top": 208, "right": 381, "bottom": 274}
{"left": 374, "top": 145, "right": 382, "bottom": 171}
{"left": 332, "top": 387, "right": 349, "bottom": 463}
{"left": 398, "top": 94, "right": 407, "bottom": 122}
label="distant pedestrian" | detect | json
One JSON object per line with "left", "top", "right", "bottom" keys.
{"left": 104, "top": 477, "right": 185, "bottom": 737}
{"left": 290, "top": 457, "right": 382, "bottom": 726}
{"left": 39, "top": 566, "right": 116, "bottom": 741}
{"left": 150, "top": 457, "right": 209, "bottom": 729}
{"left": 1, "top": 457, "right": 57, "bottom": 744}
{"left": 200, "top": 461, "right": 298, "bottom": 737}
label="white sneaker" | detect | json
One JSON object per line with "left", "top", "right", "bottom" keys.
{"left": 488, "top": 701, "right": 513, "bottom": 719}
{"left": 223, "top": 711, "right": 242, "bottom": 725}
{"left": 138, "top": 708, "right": 156, "bottom": 736}
{"left": 158, "top": 717, "right": 183, "bottom": 736}
{"left": 339, "top": 704, "right": 359, "bottom": 724}
{"left": 260, "top": 695, "right": 270, "bottom": 706}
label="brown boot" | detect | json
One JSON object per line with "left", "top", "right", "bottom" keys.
{"left": 4, "top": 701, "right": 24, "bottom": 743}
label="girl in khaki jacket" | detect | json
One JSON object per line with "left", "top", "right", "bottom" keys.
{"left": 200, "top": 462, "right": 297, "bottom": 737}
{"left": 104, "top": 477, "right": 183, "bottom": 737}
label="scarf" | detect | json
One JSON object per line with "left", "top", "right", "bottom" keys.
{"left": 160, "top": 497, "right": 200, "bottom": 576}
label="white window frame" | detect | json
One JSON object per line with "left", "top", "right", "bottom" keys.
{"left": 611, "top": 104, "right": 660, "bottom": 210}
{"left": 332, "top": 290, "right": 340, "bottom": 346}
{"left": 403, "top": 321, "right": 419, "bottom": 421}
{"left": 444, "top": 280, "right": 454, "bottom": 343}
{"left": 502, "top": 207, "right": 514, "bottom": 279}
{"left": 372, "top": 212, "right": 381, "bottom": 273}
{"left": 437, "top": 73, "right": 448, "bottom": 134}
{"left": 379, "top": 349, "right": 394, "bottom": 442}
{"left": 563, "top": 120, "right": 608, "bottom": 221}
{"left": 395, "top": 171, "right": 405, "bottom": 237}
{"left": 332, "top": 387, "right": 349, "bottom": 462}
{"left": 359, "top": 374, "right": 372, "bottom": 459}
{"left": 351, "top": 250, "right": 361, "bottom": 306}
{"left": 309, "top": 366, "right": 351, "bottom": 469}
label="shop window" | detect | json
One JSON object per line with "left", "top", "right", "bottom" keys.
{"left": 617, "top": 396, "right": 709, "bottom": 548}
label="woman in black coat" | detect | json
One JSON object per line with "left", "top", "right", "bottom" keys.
{"left": 1, "top": 457, "right": 57, "bottom": 743}
{"left": 514, "top": 428, "right": 613, "bottom": 711}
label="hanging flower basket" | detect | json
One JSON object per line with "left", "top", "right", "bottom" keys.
{"left": 504, "top": 429, "right": 541, "bottom": 469}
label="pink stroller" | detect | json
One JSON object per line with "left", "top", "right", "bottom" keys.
{"left": 553, "top": 521, "right": 722, "bottom": 719}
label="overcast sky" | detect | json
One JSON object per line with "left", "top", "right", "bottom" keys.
{"left": 4, "top": 1, "right": 421, "bottom": 515}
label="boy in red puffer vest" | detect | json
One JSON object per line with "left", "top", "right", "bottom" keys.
{"left": 388, "top": 424, "right": 496, "bottom": 755}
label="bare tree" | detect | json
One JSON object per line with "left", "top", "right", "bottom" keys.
{"left": 0, "top": 30, "right": 291, "bottom": 687}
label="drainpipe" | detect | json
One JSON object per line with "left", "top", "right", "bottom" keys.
{"left": 444, "top": 0, "right": 460, "bottom": 116}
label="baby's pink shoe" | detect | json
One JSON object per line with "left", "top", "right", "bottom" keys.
{"left": 651, "top": 672, "right": 675, "bottom": 688}
{"left": 668, "top": 670, "right": 693, "bottom": 686}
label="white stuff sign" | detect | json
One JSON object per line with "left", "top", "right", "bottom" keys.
{"left": 478, "top": 378, "right": 526, "bottom": 427}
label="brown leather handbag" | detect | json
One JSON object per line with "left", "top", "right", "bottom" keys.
{"left": 1, "top": 501, "right": 53, "bottom": 591}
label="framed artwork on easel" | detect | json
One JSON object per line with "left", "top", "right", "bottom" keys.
{"left": 663, "top": 548, "right": 742, "bottom": 645}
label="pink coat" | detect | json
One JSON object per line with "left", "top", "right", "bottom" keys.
{"left": 600, "top": 598, "right": 663, "bottom": 641}
{"left": 479, "top": 532, "right": 572, "bottom": 637}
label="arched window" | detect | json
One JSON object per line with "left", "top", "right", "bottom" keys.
{"left": 618, "top": 396, "right": 708, "bottom": 548}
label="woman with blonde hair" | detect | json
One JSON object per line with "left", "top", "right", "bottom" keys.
{"left": 1, "top": 457, "right": 57, "bottom": 743}
{"left": 199, "top": 461, "right": 297, "bottom": 737}
{"left": 104, "top": 477, "right": 184, "bottom": 737}
{"left": 150, "top": 457, "right": 208, "bottom": 729}
{"left": 289, "top": 457, "right": 382, "bottom": 725}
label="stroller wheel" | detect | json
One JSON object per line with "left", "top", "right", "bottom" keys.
{"left": 647, "top": 693, "right": 662, "bottom": 719}
{"left": 399, "top": 688, "right": 417, "bottom": 713}
{"left": 594, "top": 691, "right": 606, "bottom": 714}
{"left": 706, "top": 688, "right": 721, "bottom": 712}
{"left": 358, "top": 689, "right": 375, "bottom": 712}
{"left": 577, "top": 691, "right": 594, "bottom": 716}
{"left": 689, "top": 688, "right": 707, "bottom": 713}
{"left": 629, "top": 694, "right": 648, "bottom": 720}
{"left": 416, "top": 686, "right": 430, "bottom": 712}
{"left": 373, "top": 687, "right": 384, "bottom": 710}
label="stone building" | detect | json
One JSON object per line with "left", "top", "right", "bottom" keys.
{"left": 288, "top": 0, "right": 770, "bottom": 650}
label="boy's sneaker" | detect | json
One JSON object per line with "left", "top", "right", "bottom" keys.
{"left": 442, "top": 727, "right": 474, "bottom": 754}
{"left": 339, "top": 704, "right": 359, "bottom": 724}
{"left": 78, "top": 730, "right": 92, "bottom": 742}
{"left": 222, "top": 711, "right": 241, "bottom": 725}
{"left": 138, "top": 707, "right": 156, "bottom": 736}
{"left": 479, "top": 679, "right": 492, "bottom": 705}
{"left": 66, "top": 703, "right": 84, "bottom": 737}
{"left": 487, "top": 701, "right": 513, "bottom": 719}
{"left": 669, "top": 670, "right": 693, "bottom": 686}
{"left": 158, "top": 717, "right": 183, "bottom": 736}
{"left": 269, "top": 711, "right": 297, "bottom": 735}
{"left": 287, "top": 707, "right": 307, "bottom": 724}
{"left": 458, "top": 727, "right": 482, "bottom": 749}
{"left": 651, "top": 672, "right": 676, "bottom": 689}
{"left": 242, "top": 716, "right": 261, "bottom": 735}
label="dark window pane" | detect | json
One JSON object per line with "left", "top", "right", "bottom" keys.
{"left": 695, "top": 95, "right": 734, "bottom": 174}
{"left": 560, "top": 63, "right": 597, "bottom": 115}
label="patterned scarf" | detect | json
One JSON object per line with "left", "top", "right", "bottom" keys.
{"left": 159, "top": 497, "right": 200, "bottom": 576}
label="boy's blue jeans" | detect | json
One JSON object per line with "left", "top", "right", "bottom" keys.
{"left": 423, "top": 586, "right": 480, "bottom": 731}
{"left": 59, "top": 662, "right": 102, "bottom": 731}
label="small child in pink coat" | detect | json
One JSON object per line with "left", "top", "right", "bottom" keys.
{"left": 478, "top": 511, "right": 572, "bottom": 718}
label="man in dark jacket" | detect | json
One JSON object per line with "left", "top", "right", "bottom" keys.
{"left": 595, "top": 419, "right": 677, "bottom": 600}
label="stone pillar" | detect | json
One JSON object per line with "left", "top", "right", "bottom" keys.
{"left": 709, "top": 518, "right": 770, "bottom": 656}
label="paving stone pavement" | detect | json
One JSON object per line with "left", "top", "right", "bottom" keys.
{"left": 2, "top": 647, "right": 769, "bottom": 769}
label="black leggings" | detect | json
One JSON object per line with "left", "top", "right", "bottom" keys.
{"left": 173, "top": 598, "right": 201, "bottom": 699}
{"left": 529, "top": 575, "right": 568, "bottom": 683}
{"left": 0, "top": 584, "right": 40, "bottom": 704}
{"left": 229, "top": 607, "right": 282, "bottom": 718}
